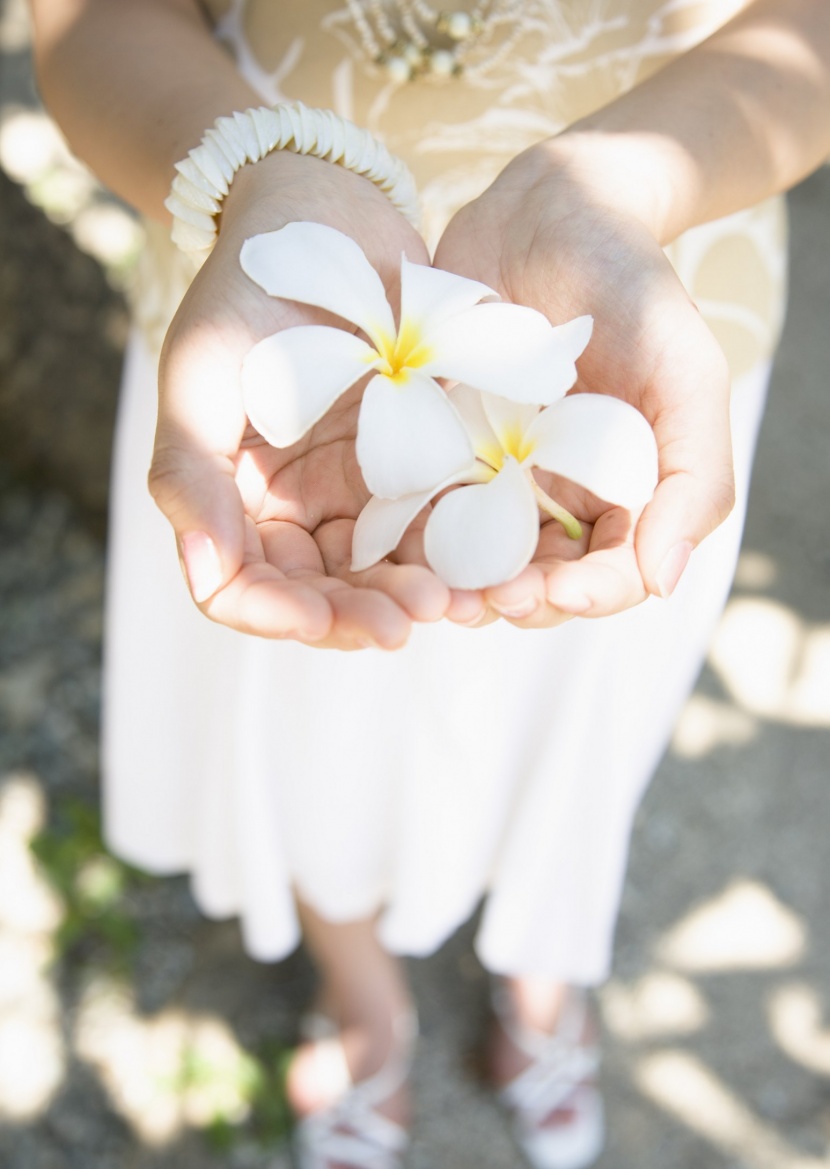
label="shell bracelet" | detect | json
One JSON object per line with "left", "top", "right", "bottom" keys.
{"left": 165, "top": 101, "right": 422, "bottom": 265}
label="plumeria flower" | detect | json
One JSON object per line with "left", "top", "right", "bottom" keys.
{"left": 240, "top": 222, "right": 593, "bottom": 499}
{"left": 352, "top": 384, "right": 659, "bottom": 590}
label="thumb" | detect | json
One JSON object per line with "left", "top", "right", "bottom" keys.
{"left": 635, "top": 387, "right": 736, "bottom": 599}
{"left": 150, "top": 318, "right": 250, "bottom": 604}
{"left": 149, "top": 439, "right": 246, "bottom": 603}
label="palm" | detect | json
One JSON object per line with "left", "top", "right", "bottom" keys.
{"left": 237, "top": 388, "right": 365, "bottom": 586}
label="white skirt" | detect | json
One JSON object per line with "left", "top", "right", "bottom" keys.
{"left": 102, "top": 334, "right": 770, "bottom": 985}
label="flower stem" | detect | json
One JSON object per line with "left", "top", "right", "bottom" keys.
{"left": 532, "top": 481, "right": 582, "bottom": 539}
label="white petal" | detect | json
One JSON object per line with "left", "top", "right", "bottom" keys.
{"left": 356, "top": 372, "right": 474, "bottom": 499}
{"left": 350, "top": 489, "right": 436, "bottom": 572}
{"left": 448, "top": 384, "right": 500, "bottom": 456}
{"left": 399, "top": 257, "right": 496, "bottom": 338}
{"left": 528, "top": 393, "right": 658, "bottom": 508}
{"left": 351, "top": 461, "right": 480, "bottom": 571}
{"left": 240, "top": 222, "right": 396, "bottom": 349}
{"left": 424, "top": 457, "right": 539, "bottom": 589}
{"left": 242, "top": 326, "right": 375, "bottom": 447}
{"left": 424, "top": 305, "right": 593, "bottom": 405}
{"left": 480, "top": 391, "right": 541, "bottom": 458}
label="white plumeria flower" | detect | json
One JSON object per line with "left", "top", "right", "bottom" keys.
{"left": 240, "top": 222, "right": 593, "bottom": 499}
{"left": 352, "top": 384, "right": 660, "bottom": 590}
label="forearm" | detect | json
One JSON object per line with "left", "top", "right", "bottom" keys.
{"left": 543, "top": 0, "right": 830, "bottom": 243}
{"left": 29, "top": 0, "right": 259, "bottom": 219}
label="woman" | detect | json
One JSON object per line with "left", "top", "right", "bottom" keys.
{"left": 29, "top": 2, "right": 830, "bottom": 1167}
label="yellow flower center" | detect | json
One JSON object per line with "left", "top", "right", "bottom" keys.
{"left": 476, "top": 427, "right": 535, "bottom": 472}
{"left": 372, "top": 317, "right": 433, "bottom": 385}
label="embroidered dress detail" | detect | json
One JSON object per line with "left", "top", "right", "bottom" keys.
{"left": 343, "top": 0, "right": 525, "bottom": 81}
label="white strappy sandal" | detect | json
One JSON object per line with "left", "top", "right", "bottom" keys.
{"left": 492, "top": 985, "right": 604, "bottom": 1169}
{"left": 292, "top": 1010, "right": 417, "bottom": 1169}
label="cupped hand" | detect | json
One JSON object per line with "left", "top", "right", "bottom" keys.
{"left": 433, "top": 137, "right": 735, "bottom": 628}
{"left": 150, "top": 151, "right": 480, "bottom": 649}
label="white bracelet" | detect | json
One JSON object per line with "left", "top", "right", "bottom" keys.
{"left": 164, "top": 101, "right": 422, "bottom": 265}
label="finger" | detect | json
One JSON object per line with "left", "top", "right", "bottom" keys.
{"left": 398, "top": 505, "right": 569, "bottom": 628}
{"left": 152, "top": 310, "right": 252, "bottom": 603}
{"left": 262, "top": 516, "right": 415, "bottom": 648}
{"left": 355, "top": 562, "right": 450, "bottom": 623}
{"left": 636, "top": 344, "right": 734, "bottom": 598}
{"left": 479, "top": 507, "right": 584, "bottom": 627}
{"left": 208, "top": 517, "right": 413, "bottom": 648}
{"left": 315, "top": 517, "right": 450, "bottom": 624}
{"left": 204, "top": 565, "right": 335, "bottom": 640}
{"left": 203, "top": 519, "right": 334, "bottom": 640}
{"left": 322, "top": 583, "right": 413, "bottom": 650}
{"left": 485, "top": 564, "right": 551, "bottom": 627}
{"left": 150, "top": 443, "right": 247, "bottom": 604}
{"left": 394, "top": 521, "right": 489, "bottom": 625}
{"left": 446, "top": 591, "right": 491, "bottom": 625}
{"left": 636, "top": 465, "right": 734, "bottom": 598}
{"left": 260, "top": 516, "right": 329, "bottom": 578}
{"left": 542, "top": 506, "right": 648, "bottom": 617}
{"left": 545, "top": 549, "right": 647, "bottom": 617}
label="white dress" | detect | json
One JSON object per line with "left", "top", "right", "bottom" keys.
{"left": 102, "top": 0, "right": 787, "bottom": 985}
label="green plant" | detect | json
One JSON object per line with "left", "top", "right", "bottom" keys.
{"left": 29, "top": 796, "right": 147, "bottom": 967}
{"left": 204, "top": 1040, "right": 295, "bottom": 1153}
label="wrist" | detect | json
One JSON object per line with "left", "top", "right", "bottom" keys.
{"left": 218, "top": 150, "right": 307, "bottom": 239}
{"left": 530, "top": 129, "right": 698, "bottom": 245}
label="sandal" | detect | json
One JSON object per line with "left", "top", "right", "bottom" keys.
{"left": 292, "top": 1009, "right": 417, "bottom": 1169}
{"left": 491, "top": 983, "right": 604, "bottom": 1169}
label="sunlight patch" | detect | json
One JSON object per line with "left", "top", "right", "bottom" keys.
{"left": 0, "top": 773, "right": 65, "bottom": 1119}
{"left": 671, "top": 693, "right": 758, "bottom": 758}
{"left": 768, "top": 983, "right": 830, "bottom": 1075}
{"left": 709, "top": 598, "right": 830, "bottom": 727}
{"left": 74, "top": 975, "right": 256, "bottom": 1145}
{"left": 601, "top": 972, "right": 708, "bottom": 1040}
{"left": 637, "top": 1049, "right": 825, "bottom": 1169}
{"left": 657, "top": 880, "right": 806, "bottom": 972}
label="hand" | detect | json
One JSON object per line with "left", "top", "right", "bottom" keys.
{"left": 150, "top": 151, "right": 480, "bottom": 649}
{"left": 432, "top": 136, "right": 735, "bottom": 628}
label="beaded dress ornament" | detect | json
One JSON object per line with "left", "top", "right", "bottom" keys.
{"left": 343, "top": 0, "right": 525, "bottom": 81}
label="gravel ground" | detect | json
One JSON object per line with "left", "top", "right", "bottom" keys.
{"left": 1, "top": 6, "right": 830, "bottom": 1166}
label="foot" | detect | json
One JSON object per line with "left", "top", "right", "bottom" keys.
{"left": 489, "top": 981, "right": 604, "bottom": 1169}
{"left": 287, "top": 1005, "right": 415, "bottom": 1169}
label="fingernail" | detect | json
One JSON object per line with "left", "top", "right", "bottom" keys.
{"left": 547, "top": 587, "right": 591, "bottom": 614}
{"left": 656, "top": 541, "right": 693, "bottom": 599}
{"left": 181, "top": 531, "right": 223, "bottom": 602}
{"left": 493, "top": 598, "right": 538, "bottom": 619}
{"left": 459, "top": 608, "right": 489, "bottom": 627}
{"left": 297, "top": 623, "right": 329, "bottom": 643}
